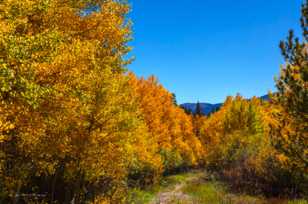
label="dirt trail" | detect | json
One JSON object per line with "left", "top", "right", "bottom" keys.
{"left": 150, "top": 174, "right": 200, "bottom": 204}
{"left": 147, "top": 172, "right": 306, "bottom": 204}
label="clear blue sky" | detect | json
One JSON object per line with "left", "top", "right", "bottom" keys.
{"left": 128, "top": 0, "right": 302, "bottom": 104}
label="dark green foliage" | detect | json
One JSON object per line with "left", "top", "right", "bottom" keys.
{"left": 195, "top": 101, "right": 202, "bottom": 116}
{"left": 171, "top": 93, "right": 177, "bottom": 106}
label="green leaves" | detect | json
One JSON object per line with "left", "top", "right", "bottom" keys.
{"left": 3, "top": 32, "right": 62, "bottom": 63}
{"left": 0, "top": 62, "right": 15, "bottom": 95}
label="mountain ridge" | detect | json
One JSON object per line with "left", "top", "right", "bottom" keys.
{"left": 180, "top": 94, "right": 269, "bottom": 115}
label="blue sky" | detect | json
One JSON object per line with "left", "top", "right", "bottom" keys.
{"left": 128, "top": 0, "right": 302, "bottom": 104}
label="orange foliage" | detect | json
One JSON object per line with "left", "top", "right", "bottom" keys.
{"left": 129, "top": 73, "right": 204, "bottom": 173}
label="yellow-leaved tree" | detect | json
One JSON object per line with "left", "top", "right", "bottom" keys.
{"left": 128, "top": 73, "right": 204, "bottom": 176}
{"left": 0, "top": 0, "right": 150, "bottom": 203}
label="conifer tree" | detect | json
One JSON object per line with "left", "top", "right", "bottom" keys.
{"left": 195, "top": 101, "right": 202, "bottom": 116}
{"left": 172, "top": 93, "right": 177, "bottom": 106}
{"left": 273, "top": 0, "right": 308, "bottom": 171}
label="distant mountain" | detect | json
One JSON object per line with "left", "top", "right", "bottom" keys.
{"left": 180, "top": 103, "right": 222, "bottom": 115}
{"left": 260, "top": 94, "right": 270, "bottom": 101}
{"left": 180, "top": 94, "right": 270, "bottom": 116}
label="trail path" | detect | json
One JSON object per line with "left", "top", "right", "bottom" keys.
{"left": 145, "top": 171, "right": 306, "bottom": 204}
{"left": 150, "top": 173, "right": 201, "bottom": 204}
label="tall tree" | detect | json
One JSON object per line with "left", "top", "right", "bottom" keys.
{"left": 171, "top": 93, "right": 177, "bottom": 106}
{"left": 0, "top": 0, "right": 142, "bottom": 202}
{"left": 195, "top": 101, "right": 202, "bottom": 116}
{"left": 273, "top": 0, "right": 308, "bottom": 171}
{"left": 128, "top": 74, "right": 204, "bottom": 175}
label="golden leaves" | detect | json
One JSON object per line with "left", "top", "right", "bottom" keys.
{"left": 128, "top": 73, "right": 204, "bottom": 173}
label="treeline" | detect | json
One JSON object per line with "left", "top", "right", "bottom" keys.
{"left": 0, "top": 0, "right": 307, "bottom": 203}
{"left": 200, "top": 95, "right": 307, "bottom": 196}
{"left": 0, "top": 1, "right": 204, "bottom": 203}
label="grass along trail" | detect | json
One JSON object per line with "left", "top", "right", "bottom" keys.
{"left": 128, "top": 171, "right": 308, "bottom": 204}
{"left": 149, "top": 172, "right": 201, "bottom": 204}
{"left": 149, "top": 179, "right": 190, "bottom": 204}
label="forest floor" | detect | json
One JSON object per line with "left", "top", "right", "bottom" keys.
{"left": 127, "top": 171, "right": 308, "bottom": 204}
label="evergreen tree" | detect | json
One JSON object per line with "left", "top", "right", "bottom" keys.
{"left": 193, "top": 101, "right": 203, "bottom": 138}
{"left": 273, "top": 0, "right": 308, "bottom": 170}
{"left": 278, "top": 1, "right": 308, "bottom": 118}
{"left": 195, "top": 101, "right": 202, "bottom": 116}
{"left": 172, "top": 93, "right": 177, "bottom": 106}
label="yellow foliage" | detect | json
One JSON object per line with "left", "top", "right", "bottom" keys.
{"left": 128, "top": 73, "right": 204, "bottom": 172}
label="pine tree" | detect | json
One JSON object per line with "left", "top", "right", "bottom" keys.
{"left": 273, "top": 0, "right": 308, "bottom": 170}
{"left": 195, "top": 101, "right": 202, "bottom": 116}
{"left": 277, "top": 1, "right": 308, "bottom": 119}
{"left": 172, "top": 93, "right": 177, "bottom": 106}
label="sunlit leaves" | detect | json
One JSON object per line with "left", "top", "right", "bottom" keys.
{"left": 129, "top": 73, "right": 204, "bottom": 175}
{"left": 0, "top": 0, "right": 136, "bottom": 202}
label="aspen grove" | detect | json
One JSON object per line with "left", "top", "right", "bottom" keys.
{"left": 0, "top": 0, "right": 307, "bottom": 203}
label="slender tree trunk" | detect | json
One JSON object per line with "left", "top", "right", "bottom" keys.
{"left": 51, "top": 170, "right": 59, "bottom": 203}
{"left": 13, "top": 181, "right": 21, "bottom": 204}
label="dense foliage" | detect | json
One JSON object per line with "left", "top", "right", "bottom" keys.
{"left": 0, "top": 0, "right": 307, "bottom": 203}
{"left": 0, "top": 1, "right": 204, "bottom": 202}
{"left": 199, "top": 96, "right": 307, "bottom": 196}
